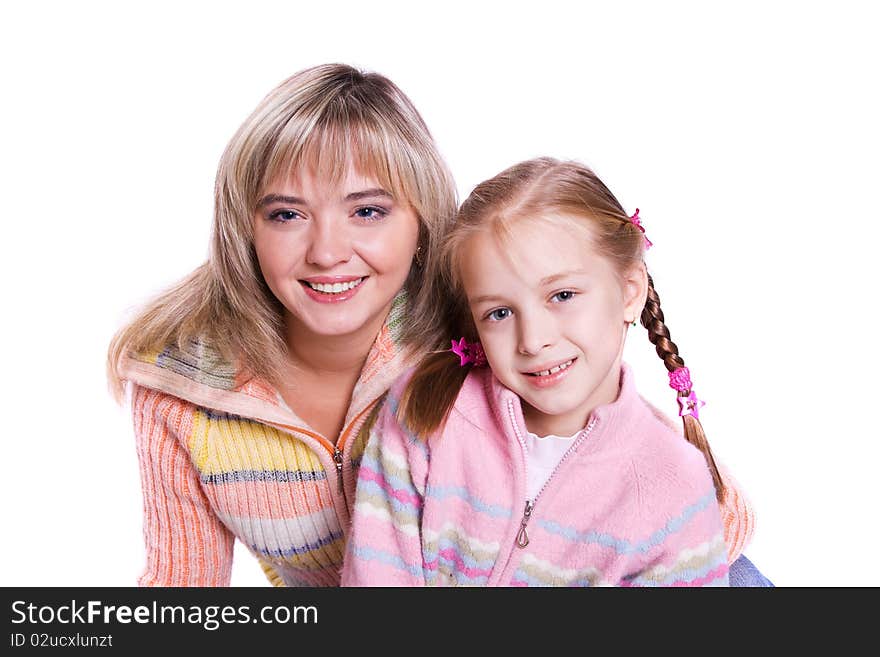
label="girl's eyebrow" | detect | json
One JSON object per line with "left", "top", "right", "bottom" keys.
{"left": 256, "top": 188, "right": 392, "bottom": 208}
{"left": 469, "top": 270, "right": 589, "bottom": 304}
{"left": 540, "top": 270, "right": 588, "bottom": 286}
{"left": 469, "top": 294, "right": 507, "bottom": 305}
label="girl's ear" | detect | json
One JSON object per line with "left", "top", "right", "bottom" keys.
{"left": 622, "top": 261, "right": 649, "bottom": 324}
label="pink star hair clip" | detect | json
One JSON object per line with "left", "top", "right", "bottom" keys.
{"left": 629, "top": 208, "right": 653, "bottom": 250}
{"left": 677, "top": 390, "right": 706, "bottom": 420}
{"left": 668, "top": 366, "right": 705, "bottom": 419}
{"left": 450, "top": 337, "right": 488, "bottom": 367}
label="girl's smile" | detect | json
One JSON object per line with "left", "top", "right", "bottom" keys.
{"left": 460, "top": 218, "right": 646, "bottom": 437}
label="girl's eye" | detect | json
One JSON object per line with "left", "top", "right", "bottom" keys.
{"left": 552, "top": 290, "right": 576, "bottom": 303}
{"left": 268, "top": 209, "right": 302, "bottom": 223}
{"left": 354, "top": 206, "right": 389, "bottom": 221}
{"left": 486, "top": 308, "right": 511, "bottom": 321}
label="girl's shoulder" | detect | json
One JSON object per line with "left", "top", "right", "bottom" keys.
{"left": 627, "top": 394, "right": 716, "bottom": 495}
{"left": 385, "top": 363, "right": 495, "bottom": 426}
{"left": 449, "top": 368, "right": 501, "bottom": 433}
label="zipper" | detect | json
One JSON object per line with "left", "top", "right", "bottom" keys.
{"left": 515, "top": 501, "right": 534, "bottom": 548}
{"left": 267, "top": 397, "right": 382, "bottom": 507}
{"left": 508, "top": 400, "right": 598, "bottom": 551}
{"left": 332, "top": 447, "right": 344, "bottom": 493}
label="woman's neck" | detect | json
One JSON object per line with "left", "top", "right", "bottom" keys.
{"left": 283, "top": 314, "right": 384, "bottom": 378}
{"left": 287, "top": 330, "right": 376, "bottom": 377}
{"left": 277, "top": 311, "right": 388, "bottom": 439}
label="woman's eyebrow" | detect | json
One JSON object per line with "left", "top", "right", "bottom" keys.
{"left": 344, "top": 188, "right": 392, "bottom": 201}
{"left": 257, "top": 189, "right": 392, "bottom": 207}
{"left": 257, "top": 194, "right": 305, "bottom": 207}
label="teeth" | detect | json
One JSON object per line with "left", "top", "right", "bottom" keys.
{"left": 306, "top": 278, "right": 364, "bottom": 294}
{"left": 532, "top": 360, "right": 573, "bottom": 376}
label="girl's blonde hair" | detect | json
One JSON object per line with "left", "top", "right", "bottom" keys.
{"left": 400, "top": 157, "right": 726, "bottom": 501}
{"left": 108, "top": 63, "right": 458, "bottom": 399}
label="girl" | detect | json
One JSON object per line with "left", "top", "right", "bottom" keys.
{"left": 107, "top": 63, "right": 458, "bottom": 586}
{"left": 342, "top": 157, "right": 739, "bottom": 586}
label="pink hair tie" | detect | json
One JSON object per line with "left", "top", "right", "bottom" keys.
{"left": 668, "top": 366, "right": 705, "bottom": 420}
{"left": 450, "top": 337, "right": 488, "bottom": 367}
{"left": 668, "top": 366, "right": 692, "bottom": 392}
{"left": 629, "top": 208, "right": 653, "bottom": 250}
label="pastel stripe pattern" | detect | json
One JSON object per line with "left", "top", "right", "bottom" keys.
{"left": 342, "top": 365, "right": 734, "bottom": 587}
{"left": 124, "top": 291, "right": 418, "bottom": 587}
{"left": 423, "top": 525, "right": 500, "bottom": 585}
{"left": 133, "top": 386, "right": 347, "bottom": 586}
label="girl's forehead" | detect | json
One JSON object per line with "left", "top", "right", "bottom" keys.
{"left": 489, "top": 216, "right": 602, "bottom": 261}
{"left": 461, "top": 219, "right": 609, "bottom": 285}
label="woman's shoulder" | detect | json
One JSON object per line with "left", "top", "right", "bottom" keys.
{"left": 121, "top": 336, "right": 288, "bottom": 422}
{"left": 123, "top": 337, "right": 241, "bottom": 391}
{"left": 129, "top": 381, "right": 196, "bottom": 413}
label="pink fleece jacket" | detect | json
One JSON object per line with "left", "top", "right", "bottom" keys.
{"left": 342, "top": 364, "right": 730, "bottom": 586}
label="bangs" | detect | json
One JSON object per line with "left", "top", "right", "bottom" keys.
{"left": 258, "top": 108, "right": 420, "bottom": 211}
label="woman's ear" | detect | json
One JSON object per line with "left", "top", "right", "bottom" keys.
{"left": 622, "top": 261, "right": 649, "bottom": 324}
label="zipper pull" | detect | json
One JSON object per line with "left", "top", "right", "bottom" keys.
{"left": 515, "top": 500, "right": 534, "bottom": 548}
{"left": 333, "top": 447, "right": 344, "bottom": 492}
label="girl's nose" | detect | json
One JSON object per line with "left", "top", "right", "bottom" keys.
{"left": 516, "top": 311, "right": 557, "bottom": 356}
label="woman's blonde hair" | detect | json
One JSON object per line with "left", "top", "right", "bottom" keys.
{"left": 400, "top": 157, "right": 726, "bottom": 501}
{"left": 107, "top": 63, "right": 458, "bottom": 399}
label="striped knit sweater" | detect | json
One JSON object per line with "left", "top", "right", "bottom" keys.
{"left": 121, "top": 293, "right": 418, "bottom": 587}
{"left": 342, "top": 364, "right": 735, "bottom": 586}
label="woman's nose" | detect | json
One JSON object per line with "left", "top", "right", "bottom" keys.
{"left": 305, "top": 219, "right": 353, "bottom": 268}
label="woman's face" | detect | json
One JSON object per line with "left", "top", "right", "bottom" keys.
{"left": 253, "top": 163, "right": 419, "bottom": 343}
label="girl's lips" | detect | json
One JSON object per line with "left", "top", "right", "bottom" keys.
{"left": 522, "top": 358, "right": 576, "bottom": 389}
{"left": 299, "top": 276, "right": 366, "bottom": 303}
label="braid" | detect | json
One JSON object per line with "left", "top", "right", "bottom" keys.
{"left": 641, "top": 274, "right": 686, "bottom": 372}
{"left": 641, "top": 274, "right": 726, "bottom": 502}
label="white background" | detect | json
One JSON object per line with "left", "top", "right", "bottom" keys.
{"left": 1, "top": 1, "right": 877, "bottom": 587}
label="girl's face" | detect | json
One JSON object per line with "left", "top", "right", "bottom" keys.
{"left": 460, "top": 218, "right": 646, "bottom": 437}
{"left": 253, "top": 162, "right": 419, "bottom": 344}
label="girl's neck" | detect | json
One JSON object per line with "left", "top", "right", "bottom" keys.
{"left": 521, "top": 360, "right": 624, "bottom": 437}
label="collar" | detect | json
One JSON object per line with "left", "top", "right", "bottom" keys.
{"left": 484, "top": 362, "right": 644, "bottom": 456}
{"left": 120, "top": 290, "right": 419, "bottom": 430}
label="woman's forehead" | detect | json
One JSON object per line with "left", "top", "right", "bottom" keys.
{"left": 261, "top": 153, "right": 400, "bottom": 202}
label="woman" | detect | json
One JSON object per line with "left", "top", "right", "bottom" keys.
{"left": 108, "top": 63, "right": 768, "bottom": 586}
{"left": 108, "top": 63, "right": 457, "bottom": 586}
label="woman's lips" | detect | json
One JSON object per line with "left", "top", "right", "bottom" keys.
{"left": 300, "top": 276, "right": 366, "bottom": 303}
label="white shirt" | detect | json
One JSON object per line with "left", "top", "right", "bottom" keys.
{"left": 523, "top": 428, "right": 584, "bottom": 501}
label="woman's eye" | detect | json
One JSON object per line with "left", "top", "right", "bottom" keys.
{"left": 487, "top": 308, "right": 511, "bottom": 321}
{"left": 354, "top": 206, "right": 389, "bottom": 221}
{"left": 552, "top": 290, "right": 576, "bottom": 303}
{"left": 268, "top": 209, "right": 302, "bottom": 222}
